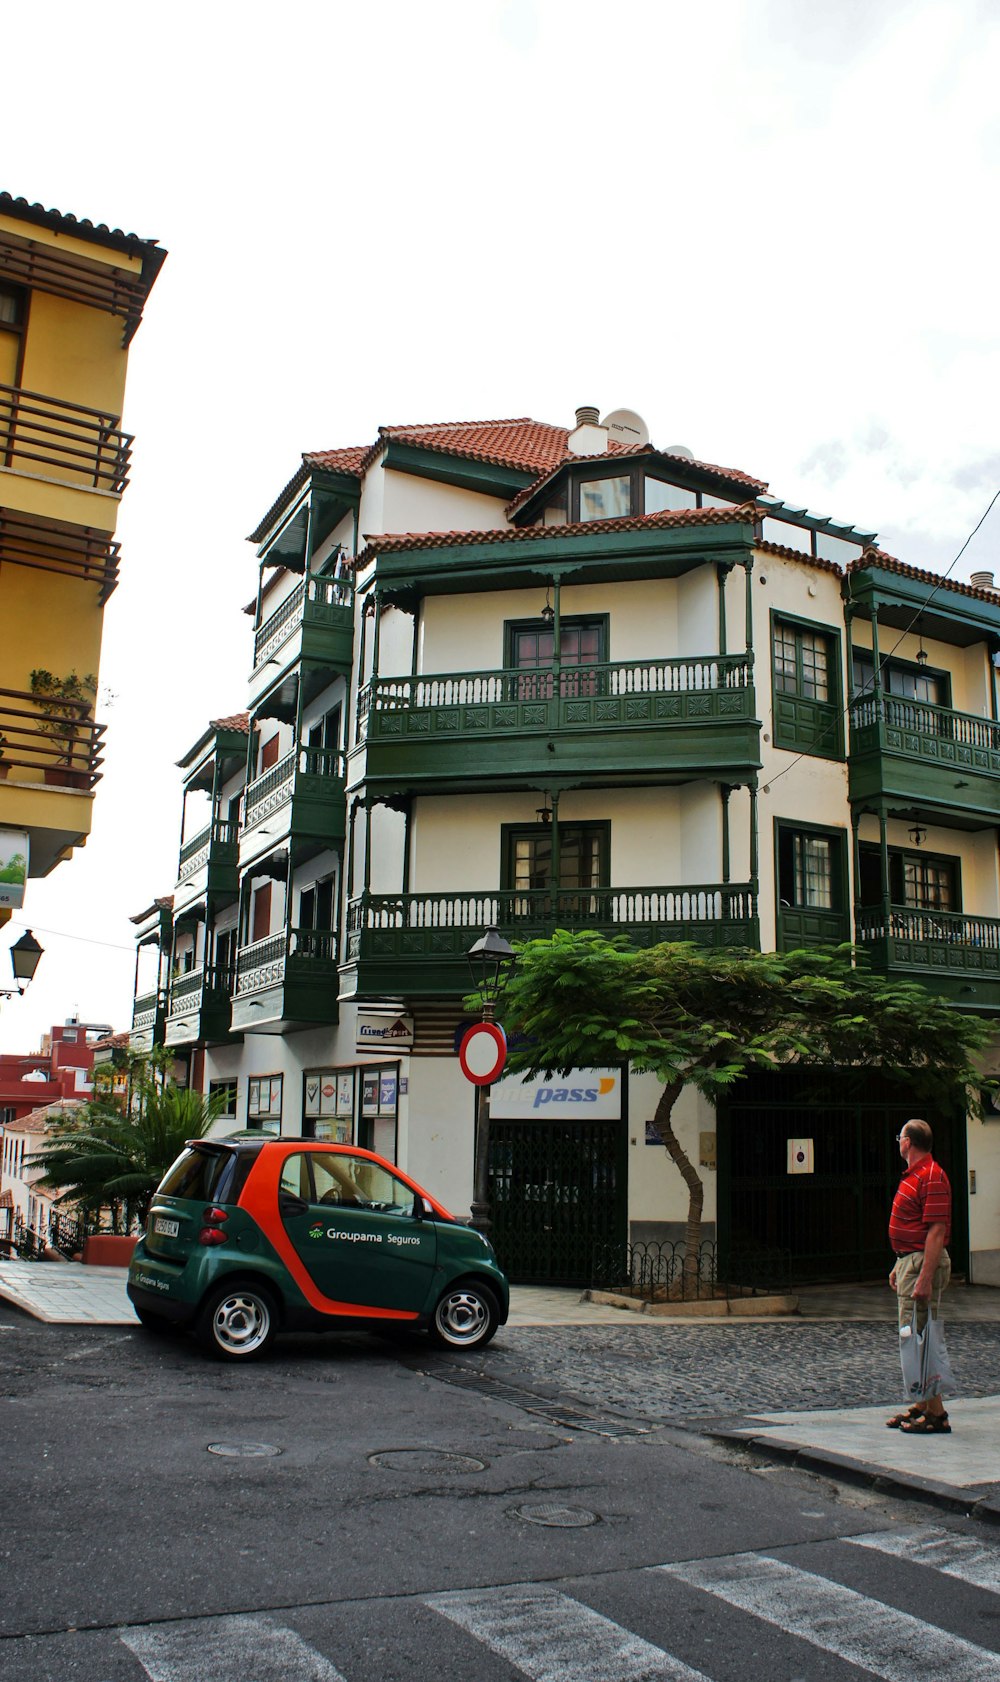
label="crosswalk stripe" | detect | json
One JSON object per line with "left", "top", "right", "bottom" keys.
{"left": 846, "top": 1526, "right": 1000, "bottom": 1593}
{"left": 426, "top": 1584, "right": 712, "bottom": 1682}
{"left": 658, "top": 1552, "right": 1000, "bottom": 1682}
{"left": 119, "top": 1614, "right": 347, "bottom": 1682}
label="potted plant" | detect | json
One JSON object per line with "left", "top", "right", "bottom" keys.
{"left": 29, "top": 669, "right": 97, "bottom": 788}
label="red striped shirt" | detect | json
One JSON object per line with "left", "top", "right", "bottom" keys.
{"left": 889, "top": 1155, "right": 951, "bottom": 1253}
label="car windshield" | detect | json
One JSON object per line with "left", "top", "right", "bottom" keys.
{"left": 157, "top": 1146, "right": 237, "bottom": 1203}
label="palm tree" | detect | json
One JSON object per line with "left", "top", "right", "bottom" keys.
{"left": 28, "top": 1080, "right": 225, "bottom": 1232}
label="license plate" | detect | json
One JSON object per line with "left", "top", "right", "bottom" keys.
{"left": 153, "top": 1216, "right": 179, "bottom": 1237}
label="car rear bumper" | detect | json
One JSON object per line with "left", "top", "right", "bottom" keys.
{"left": 126, "top": 1279, "right": 196, "bottom": 1326}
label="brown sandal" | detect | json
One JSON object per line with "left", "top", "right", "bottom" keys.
{"left": 886, "top": 1404, "right": 924, "bottom": 1429}
{"left": 900, "top": 1410, "right": 951, "bottom": 1434}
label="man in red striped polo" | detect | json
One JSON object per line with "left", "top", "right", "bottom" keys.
{"left": 887, "top": 1119, "right": 952, "bottom": 1432}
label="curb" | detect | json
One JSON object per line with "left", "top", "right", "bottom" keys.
{"left": 711, "top": 1426, "right": 1000, "bottom": 1525}
{"left": 584, "top": 1290, "right": 800, "bottom": 1319}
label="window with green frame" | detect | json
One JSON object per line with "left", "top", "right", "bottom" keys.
{"left": 859, "top": 845, "right": 960, "bottom": 912}
{"left": 774, "top": 820, "right": 849, "bottom": 950}
{"left": 504, "top": 615, "right": 608, "bottom": 701}
{"left": 771, "top": 612, "right": 843, "bottom": 759}
{"left": 500, "top": 821, "right": 609, "bottom": 923}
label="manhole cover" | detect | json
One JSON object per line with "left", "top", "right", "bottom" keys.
{"left": 509, "top": 1503, "right": 599, "bottom": 1528}
{"left": 368, "top": 1448, "right": 487, "bottom": 1473}
{"left": 207, "top": 1442, "right": 282, "bottom": 1458}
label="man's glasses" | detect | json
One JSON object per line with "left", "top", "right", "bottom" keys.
{"left": 895, "top": 1132, "right": 909, "bottom": 1144}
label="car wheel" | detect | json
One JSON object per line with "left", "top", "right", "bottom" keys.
{"left": 428, "top": 1281, "right": 499, "bottom": 1351}
{"left": 134, "top": 1306, "right": 172, "bottom": 1333}
{"left": 196, "top": 1281, "right": 277, "bottom": 1361}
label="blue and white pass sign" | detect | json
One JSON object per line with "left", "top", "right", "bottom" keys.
{"left": 490, "top": 1068, "right": 621, "bottom": 1120}
{"left": 0, "top": 831, "right": 29, "bottom": 910}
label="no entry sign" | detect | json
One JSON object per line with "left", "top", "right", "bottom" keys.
{"left": 458, "top": 1020, "right": 507, "bottom": 1086}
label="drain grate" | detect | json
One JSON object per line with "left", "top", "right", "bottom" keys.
{"left": 368, "top": 1448, "right": 487, "bottom": 1473}
{"left": 207, "top": 1441, "right": 282, "bottom": 1458}
{"left": 509, "top": 1503, "right": 599, "bottom": 1528}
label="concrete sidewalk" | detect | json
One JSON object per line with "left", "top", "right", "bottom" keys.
{"left": 716, "top": 1397, "right": 1000, "bottom": 1524}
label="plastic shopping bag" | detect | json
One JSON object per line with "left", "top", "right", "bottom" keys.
{"left": 899, "top": 1304, "right": 957, "bottom": 1401}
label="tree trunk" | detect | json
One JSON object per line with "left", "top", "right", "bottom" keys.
{"left": 649, "top": 1078, "right": 705, "bottom": 1299}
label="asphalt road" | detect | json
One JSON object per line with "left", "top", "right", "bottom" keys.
{"left": 4, "top": 1306, "right": 1000, "bottom": 1681}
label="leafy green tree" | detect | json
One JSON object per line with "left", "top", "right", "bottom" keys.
{"left": 492, "top": 931, "right": 990, "bottom": 1292}
{"left": 28, "top": 1074, "right": 225, "bottom": 1232}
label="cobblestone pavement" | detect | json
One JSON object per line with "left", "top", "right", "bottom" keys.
{"left": 428, "top": 1321, "right": 1000, "bottom": 1426}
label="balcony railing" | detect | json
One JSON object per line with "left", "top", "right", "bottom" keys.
{"left": 235, "top": 926, "right": 338, "bottom": 996}
{"left": 243, "top": 749, "right": 297, "bottom": 827}
{"left": 0, "top": 509, "right": 121, "bottom": 602}
{"left": 0, "top": 382, "right": 132, "bottom": 493}
{"left": 131, "top": 989, "right": 163, "bottom": 1032}
{"left": 850, "top": 694, "right": 1000, "bottom": 756}
{"left": 168, "top": 962, "right": 235, "bottom": 1010}
{"left": 856, "top": 903, "right": 1000, "bottom": 952}
{"left": 358, "top": 653, "right": 753, "bottom": 738}
{"left": 0, "top": 686, "right": 105, "bottom": 787}
{"left": 347, "top": 883, "right": 758, "bottom": 961}
{"left": 177, "top": 819, "right": 238, "bottom": 882}
{"left": 856, "top": 904, "right": 1000, "bottom": 1002}
{"left": 253, "top": 576, "right": 354, "bottom": 671}
{"left": 242, "top": 745, "right": 345, "bottom": 829}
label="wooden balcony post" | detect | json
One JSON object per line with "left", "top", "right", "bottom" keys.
{"left": 850, "top": 805, "right": 862, "bottom": 916}
{"left": 878, "top": 800, "right": 890, "bottom": 907}
{"left": 748, "top": 780, "right": 759, "bottom": 884}
{"left": 720, "top": 784, "right": 732, "bottom": 883}
{"left": 744, "top": 556, "right": 754, "bottom": 658}
{"left": 717, "top": 561, "right": 732, "bottom": 657}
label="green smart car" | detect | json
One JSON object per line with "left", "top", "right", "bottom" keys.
{"left": 127, "top": 1136, "right": 509, "bottom": 1361}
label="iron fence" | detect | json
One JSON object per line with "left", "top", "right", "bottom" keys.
{"left": 589, "top": 1239, "right": 792, "bottom": 1302}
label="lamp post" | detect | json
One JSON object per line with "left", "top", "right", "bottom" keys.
{"left": 466, "top": 926, "right": 516, "bottom": 1235}
{"left": 0, "top": 929, "right": 43, "bottom": 1000}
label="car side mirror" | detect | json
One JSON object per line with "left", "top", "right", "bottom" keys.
{"left": 412, "top": 1196, "right": 434, "bottom": 1221}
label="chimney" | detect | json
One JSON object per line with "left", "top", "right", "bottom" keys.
{"left": 567, "top": 404, "right": 608, "bottom": 457}
{"left": 970, "top": 570, "right": 996, "bottom": 591}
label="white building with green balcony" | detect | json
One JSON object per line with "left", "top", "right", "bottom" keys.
{"left": 132, "top": 409, "right": 1000, "bottom": 1289}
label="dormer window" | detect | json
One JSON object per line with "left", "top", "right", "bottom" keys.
{"left": 533, "top": 464, "right": 733, "bottom": 527}
{"left": 579, "top": 475, "right": 631, "bottom": 521}
{"left": 645, "top": 477, "right": 697, "bottom": 513}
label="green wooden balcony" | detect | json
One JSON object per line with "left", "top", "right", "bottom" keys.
{"left": 855, "top": 903, "right": 1000, "bottom": 1010}
{"left": 129, "top": 988, "right": 165, "bottom": 1053}
{"left": 230, "top": 925, "right": 339, "bottom": 1034}
{"left": 239, "top": 745, "right": 346, "bottom": 866}
{"left": 174, "top": 818, "right": 239, "bottom": 912}
{"left": 249, "top": 576, "right": 354, "bottom": 694}
{"left": 849, "top": 694, "right": 1000, "bottom": 824}
{"left": 358, "top": 654, "right": 759, "bottom": 791}
{"left": 342, "top": 883, "right": 759, "bottom": 998}
{"left": 164, "top": 962, "right": 238, "bottom": 1047}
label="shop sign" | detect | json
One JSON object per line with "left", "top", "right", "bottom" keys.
{"left": 356, "top": 1011, "right": 414, "bottom": 1052}
{"left": 490, "top": 1068, "right": 621, "bottom": 1120}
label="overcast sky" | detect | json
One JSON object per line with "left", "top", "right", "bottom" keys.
{"left": 2, "top": 0, "right": 998, "bottom": 1052}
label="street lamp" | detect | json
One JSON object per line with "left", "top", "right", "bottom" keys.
{"left": 466, "top": 926, "right": 516, "bottom": 1234}
{"left": 1, "top": 929, "right": 43, "bottom": 999}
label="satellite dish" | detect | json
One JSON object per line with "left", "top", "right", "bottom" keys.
{"left": 665, "top": 443, "right": 695, "bottom": 460}
{"left": 601, "top": 408, "right": 649, "bottom": 448}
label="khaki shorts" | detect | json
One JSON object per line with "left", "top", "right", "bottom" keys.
{"left": 895, "top": 1247, "right": 951, "bottom": 1332}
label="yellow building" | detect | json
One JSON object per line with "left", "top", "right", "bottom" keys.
{"left": 0, "top": 191, "right": 166, "bottom": 923}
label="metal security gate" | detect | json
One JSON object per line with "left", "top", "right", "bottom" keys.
{"left": 488, "top": 1118, "right": 626, "bottom": 1285}
{"left": 719, "top": 1076, "right": 968, "bottom": 1283}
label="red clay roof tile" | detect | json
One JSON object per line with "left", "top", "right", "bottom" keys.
{"left": 359, "top": 502, "right": 756, "bottom": 560}
{"left": 848, "top": 550, "right": 1000, "bottom": 604}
